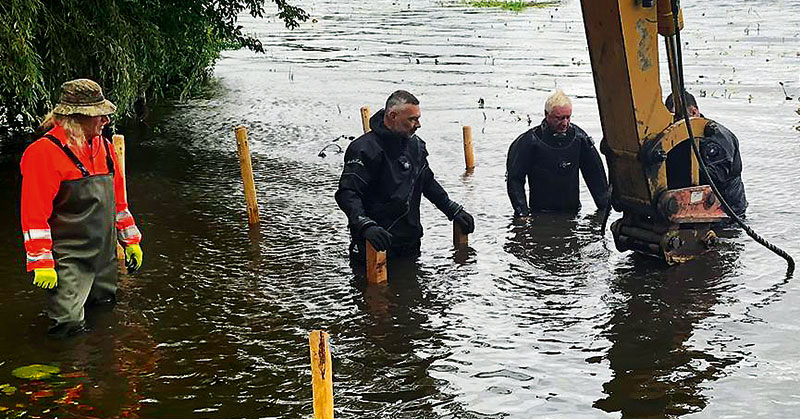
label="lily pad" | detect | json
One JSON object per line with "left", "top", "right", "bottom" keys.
{"left": 11, "top": 364, "right": 60, "bottom": 380}
{"left": 0, "top": 383, "right": 16, "bottom": 395}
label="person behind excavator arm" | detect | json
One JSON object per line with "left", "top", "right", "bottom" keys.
{"left": 335, "top": 90, "right": 475, "bottom": 265}
{"left": 665, "top": 91, "right": 748, "bottom": 217}
{"left": 20, "top": 79, "right": 143, "bottom": 337}
{"left": 506, "top": 89, "right": 609, "bottom": 217}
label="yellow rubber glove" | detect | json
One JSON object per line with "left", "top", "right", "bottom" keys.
{"left": 124, "top": 244, "right": 143, "bottom": 273}
{"left": 33, "top": 268, "right": 58, "bottom": 289}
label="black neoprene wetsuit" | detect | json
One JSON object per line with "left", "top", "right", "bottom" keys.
{"left": 336, "top": 109, "right": 464, "bottom": 262}
{"left": 506, "top": 121, "right": 609, "bottom": 216}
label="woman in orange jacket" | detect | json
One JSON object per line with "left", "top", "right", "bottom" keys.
{"left": 20, "top": 79, "right": 143, "bottom": 337}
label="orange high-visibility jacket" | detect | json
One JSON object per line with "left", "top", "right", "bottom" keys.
{"left": 20, "top": 125, "right": 142, "bottom": 271}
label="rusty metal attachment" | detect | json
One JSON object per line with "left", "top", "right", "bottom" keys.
{"left": 610, "top": 212, "right": 722, "bottom": 265}
{"left": 657, "top": 185, "right": 727, "bottom": 224}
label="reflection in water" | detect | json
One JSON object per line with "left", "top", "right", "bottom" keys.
{"left": 341, "top": 262, "right": 453, "bottom": 417}
{"left": 504, "top": 211, "right": 607, "bottom": 276}
{"left": 0, "top": 302, "right": 159, "bottom": 417}
{"left": 594, "top": 248, "right": 743, "bottom": 416}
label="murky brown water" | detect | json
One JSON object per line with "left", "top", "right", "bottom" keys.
{"left": 1, "top": 0, "right": 799, "bottom": 417}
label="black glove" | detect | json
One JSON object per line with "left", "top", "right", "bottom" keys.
{"left": 453, "top": 209, "right": 475, "bottom": 234}
{"left": 363, "top": 225, "right": 392, "bottom": 251}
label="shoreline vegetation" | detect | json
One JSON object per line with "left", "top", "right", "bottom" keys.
{"left": 467, "top": 1, "right": 558, "bottom": 12}
{"left": 0, "top": 0, "right": 307, "bottom": 146}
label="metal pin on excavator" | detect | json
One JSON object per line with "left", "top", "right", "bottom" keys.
{"left": 579, "top": 0, "right": 728, "bottom": 264}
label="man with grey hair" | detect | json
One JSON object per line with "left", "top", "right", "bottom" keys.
{"left": 336, "top": 90, "right": 474, "bottom": 265}
{"left": 506, "top": 89, "right": 609, "bottom": 216}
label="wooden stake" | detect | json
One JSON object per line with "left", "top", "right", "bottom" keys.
{"left": 112, "top": 134, "right": 126, "bottom": 177}
{"left": 462, "top": 125, "right": 475, "bottom": 171}
{"left": 454, "top": 221, "right": 468, "bottom": 249}
{"left": 366, "top": 241, "right": 387, "bottom": 284}
{"left": 112, "top": 134, "right": 126, "bottom": 263}
{"left": 234, "top": 126, "right": 260, "bottom": 225}
{"left": 360, "top": 106, "right": 371, "bottom": 134}
{"left": 309, "top": 330, "right": 333, "bottom": 419}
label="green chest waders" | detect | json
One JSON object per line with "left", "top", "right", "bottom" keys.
{"left": 44, "top": 135, "right": 117, "bottom": 332}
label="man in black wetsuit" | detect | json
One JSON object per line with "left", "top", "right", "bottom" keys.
{"left": 665, "top": 91, "right": 748, "bottom": 217}
{"left": 506, "top": 90, "right": 609, "bottom": 217}
{"left": 335, "top": 90, "right": 475, "bottom": 264}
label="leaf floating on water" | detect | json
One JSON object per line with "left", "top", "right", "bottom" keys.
{"left": 0, "top": 383, "right": 16, "bottom": 395}
{"left": 11, "top": 364, "right": 60, "bottom": 380}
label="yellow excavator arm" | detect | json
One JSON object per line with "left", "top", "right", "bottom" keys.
{"left": 579, "top": 0, "right": 726, "bottom": 263}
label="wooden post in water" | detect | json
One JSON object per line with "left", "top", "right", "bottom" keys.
{"left": 113, "top": 134, "right": 126, "bottom": 263}
{"left": 360, "top": 106, "right": 371, "bottom": 134}
{"left": 366, "top": 241, "right": 387, "bottom": 284}
{"left": 457, "top": 125, "right": 472, "bottom": 248}
{"left": 462, "top": 125, "right": 475, "bottom": 171}
{"left": 309, "top": 330, "right": 333, "bottom": 419}
{"left": 234, "top": 126, "right": 260, "bottom": 225}
{"left": 453, "top": 221, "right": 468, "bottom": 250}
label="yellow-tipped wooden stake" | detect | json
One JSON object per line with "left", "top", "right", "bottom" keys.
{"left": 113, "top": 134, "right": 126, "bottom": 263}
{"left": 234, "top": 126, "right": 260, "bottom": 225}
{"left": 462, "top": 125, "right": 475, "bottom": 171}
{"left": 112, "top": 134, "right": 126, "bottom": 178}
{"left": 366, "top": 241, "right": 387, "bottom": 284}
{"left": 309, "top": 330, "right": 333, "bottom": 419}
{"left": 360, "top": 106, "right": 371, "bottom": 134}
{"left": 453, "top": 221, "right": 468, "bottom": 250}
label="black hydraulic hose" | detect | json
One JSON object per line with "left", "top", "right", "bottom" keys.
{"left": 670, "top": 0, "right": 795, "bottom": 274}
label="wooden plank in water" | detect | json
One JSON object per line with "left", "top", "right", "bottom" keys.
{"left": 366, "top": 241, "right": 387, "bottom": 284}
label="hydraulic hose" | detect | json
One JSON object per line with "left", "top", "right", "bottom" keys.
{"left": 670, "top": 0, "right": 795, "bottom": 274}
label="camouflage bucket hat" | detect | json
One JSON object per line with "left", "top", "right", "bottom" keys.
{"left": 52, "top": 78, "right": 116, "bottom": 117}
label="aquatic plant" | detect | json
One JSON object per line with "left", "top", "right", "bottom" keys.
{"left": 467, "top": 1, "right": 557, "bottom": 12}
{"left": 11, "top": 365, "right": 59, "bottom": 381}
{"left": 0, "top": 0, "right": 308, "bottom": 142}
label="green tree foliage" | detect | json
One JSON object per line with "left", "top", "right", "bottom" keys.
{"left": 0, "top": 0, "right": 308, "bottom": 139}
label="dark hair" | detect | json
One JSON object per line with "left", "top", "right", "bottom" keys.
{"left": 665, "top": 91, "right": 698, "bottom": 112}
{"left": 385, "top": 90, "right": 419, "bottom": 111}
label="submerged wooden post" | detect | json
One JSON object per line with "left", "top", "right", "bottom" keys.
{"left": 309, "top": 330, "right": 333, "bottom": 419}
{"left": 234, "top": 126, "right": 260, "bottom": 225}
{"left": 113, "top": 134, "right": 126, "bottom": 263}
{"left": 462, "top": 125, "right": 475, "bottom": 171}
{"left": 360, "top": 106, "right": 371, "bottom": 134}
{"left": 454, "top": 222, "right": 468, "bottom": 250}
{"left": 366, "top": 241, "right": 387, "bottom": 284}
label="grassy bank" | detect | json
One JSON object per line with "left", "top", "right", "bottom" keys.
{"left": 467, "top": 1, "right": 557, "bottom": 12}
